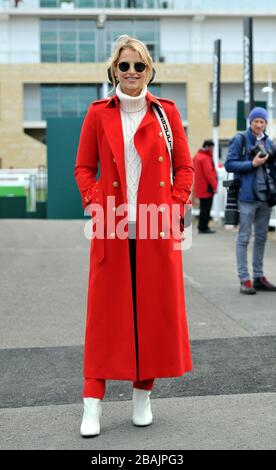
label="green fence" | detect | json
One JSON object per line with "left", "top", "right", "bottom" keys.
{"left": 46, "top": 117, "right": 89, "bottom": 219}
{"left": 0, "top": 173, "right": 47, "bottom": 219}
{"left": 1, "top": 116, "right": 96, "bottom": 219}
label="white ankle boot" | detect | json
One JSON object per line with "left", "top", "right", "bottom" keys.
{"left": 132, "top": 388, "right": 153, "bottom": 426}
{"left": 80, "top": 398, "right": 102, "bottom": 437}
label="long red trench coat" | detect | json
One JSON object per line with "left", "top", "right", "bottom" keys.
{"left": 74, "top": 92, "right": 194, "bottom": 382}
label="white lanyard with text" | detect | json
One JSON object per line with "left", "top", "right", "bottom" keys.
{"left": 152, "top": 102, "right": 174, "bottom": 185}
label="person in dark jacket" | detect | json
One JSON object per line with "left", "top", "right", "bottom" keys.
{"left": 193, "top": 139, "right": 218, "bottom": 233}
{"left": 225, "top": 106, "right": 276, "bottom": 294}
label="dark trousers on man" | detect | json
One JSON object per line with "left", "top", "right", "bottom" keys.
{"left": 198, "top": 197, "right": 213, "bottom": 231}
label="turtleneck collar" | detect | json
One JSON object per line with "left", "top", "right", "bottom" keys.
{"left": 116, "top": 83, "right": 147, "bottom": 113}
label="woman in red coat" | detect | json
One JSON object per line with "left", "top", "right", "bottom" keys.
{"left": 74, "top": 35, "right": 194, "bottom": 437}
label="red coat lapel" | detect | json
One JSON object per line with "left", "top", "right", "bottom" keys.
{"left": 100, "top": 106, "right": 127, "bottom": 203}
{"left": 100, "top": 92, "right": 160, "bottom": 202}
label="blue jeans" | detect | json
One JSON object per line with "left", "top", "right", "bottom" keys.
{"left": 236, "top": 201, "right": 272, "bottom": 282}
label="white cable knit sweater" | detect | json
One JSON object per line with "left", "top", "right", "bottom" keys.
{"left": 116, "top": 83, "right": 148, "bottom": 223}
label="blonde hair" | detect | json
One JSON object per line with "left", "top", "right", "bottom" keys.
{"left": 107, "top": 35, "right": 154, "bottom": 91}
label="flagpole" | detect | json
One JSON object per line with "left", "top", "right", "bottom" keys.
{"left": 212, "top": 39, "right": 221, "bottom": 223}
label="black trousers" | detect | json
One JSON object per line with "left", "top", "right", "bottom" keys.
{"left": 198, "top": 197, "right": 213, "bottom": 231}
{"left": 128, "top": 237, "right": 140, "bottom": 382}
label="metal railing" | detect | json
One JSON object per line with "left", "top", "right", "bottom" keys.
{"left": 0, "top": 168, "right": 47, "bottom": 212}
{"left": 40, "top": 0, "right": 166, "bottom": 7}
{"left": 174, "top": 0, "right": 276, "bottom": 11}
{"left": 0, "top": 0, "right": 170, "bottom": 9}
{"left": 2, "top": 0, "right": 276, "bottom": 10}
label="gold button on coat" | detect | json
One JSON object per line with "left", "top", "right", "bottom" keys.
{"left": 110, "top": 232, "right": 115, "bottom": 238}
{"left": 160, "top": 181, "right": 165, "bottom": 187}
{"left": 112, "top": 158, "right": 116, "bottom": 163}
{"left": 113, "top": 181, "right": 119, "bottom": 187}
{"left": 160, "top": 231, "right": 165, "bottom": 238}
{"left": 159, "top": 206, "right": 165, "bottom": 213}
{"left": 112, "top": 206, "right": 116, "bottom": 213}
{"left": 159, "top": 131, "right": 163, "bottom": 138}
{"left": 158, "top": 156, "right": 164, "bottom": 162}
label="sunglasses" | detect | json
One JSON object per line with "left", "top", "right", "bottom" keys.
{"left": 118, "top": 62, "right": 146, "bottom": 73}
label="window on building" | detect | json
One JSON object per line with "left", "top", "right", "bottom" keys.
{"left": 147, "top": 84, "right": 188, "bottom": 125}
{"left": 104, "top": 20, "right": 160, "bottom": 62}
{"left": 40, "top": 0, "right": 59, "bottom": 6}
{"left": 41, "top": 19, "right": 160, "bottom": 63}
{"left": 148, "top": 84, "right": 160, "bottom": 96}
{"left": 41, "top": 84, "right": 100, "bottom": 118}
{"left": 158, "top": 84, "right": 187, "bottom": 120}
{"left": 41, "top": 19, "right": 97, "bottom": 62}
{"left": 209, "top": 83, "right": 270, "bottom": 121}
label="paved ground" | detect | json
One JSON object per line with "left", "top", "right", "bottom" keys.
{"left": 0, "top": 219, "right": 275, "bottom": 450}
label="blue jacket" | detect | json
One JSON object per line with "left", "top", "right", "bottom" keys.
{"left": 225, "top": 128, "right": 273, "bottom": 202}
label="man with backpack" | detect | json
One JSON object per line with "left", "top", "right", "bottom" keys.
{"left": 225, "top": 106, "right": 276, "bottom": 294}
